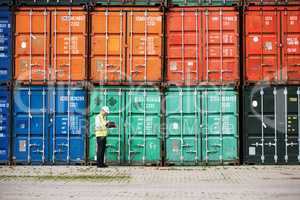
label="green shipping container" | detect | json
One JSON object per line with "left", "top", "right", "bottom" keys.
{"left": 165, "top": 87, "right": 239, "bottom": 165}
{"left": 89, "top": 86, "right": 161, "bottom": 165}
{"left": 167, "top": 0, "right": 239, "bottom": 6}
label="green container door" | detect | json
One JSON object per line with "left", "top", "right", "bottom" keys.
{"left": 166, "top": 88, "right": 201, "bottom": 165}
{"left": 89, "top": 88, "right": 125, "bottom": 164}
{"left": 165, "top": 87, "right": 238, "bottom": 165}
{"left": 126, "top": 89, "right": 161, "bottom": 165}
{"left": 89, "top": 87, "right": 161, "bottom": 165}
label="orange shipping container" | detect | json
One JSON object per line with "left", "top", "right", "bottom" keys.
{"left": 14, "top": 7, "right": 87, "bottom": 83}
{"left": 90, "top": 8, "right": 162, "bottom": 84}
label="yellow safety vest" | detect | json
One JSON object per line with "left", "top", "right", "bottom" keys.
{"left": 95, "top": 113, "right": 108, "bottom": 137}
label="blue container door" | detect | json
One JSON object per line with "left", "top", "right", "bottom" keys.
{"left": 13, "top": 87, "right": 48, "bottom": 164}
{"left": 49, "top": 87, "right": 86, "bottom": 164}
{"left": 0, "top": 7, "right": 12, "bottom": 82}
{"left": 0, "top": 87, "right": 10, "bottom": 163}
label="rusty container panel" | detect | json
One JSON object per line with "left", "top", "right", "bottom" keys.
{"left": 51, "top": 11, "right": 87, "bottom": 81}
{"left": 244, "top": 6, "right": 300, "bottom": 84}
{"left": 15, "top": 10, "right": 50, "bottom": 82}
{"left": 166, "top": 7, "right": 239, "bottom": 86}
{"left": 90, "top": 8, "right": 162, "bottom": 84}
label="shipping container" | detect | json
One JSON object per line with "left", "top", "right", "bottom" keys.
{"left": 244, "top": 0, "right": 300, "bottom": 5}
{"left": 0, "top": 0, "right": 13, "bottom": 6}
{"left": 0, "top": 86, "right": 10, "bottom": 163}
{"left": 89, "top": 86, "right": 161, "bottom": 165}
{"left": 243, "top": 86, "right": 300, "bottom": 165}
{"left": 166, "top": 7, "right": 239, "bottom": 86}
{"left": 92, "top": 0, "right": 163, "bottom": 6}
{"left": 165, "top": 86, "right": 238, "bottom": 165}
{"left": 0, "top": 6, "right": 12, "bottom": 83}
{"left": 167, "top": 0, "right": 240, "bottom": 6}
{"left": 16, "top": 0, "right": 89, "bottom": 6}
{"left": 12, "top": 86, "right": 86, "bottom": 164}
{"left": 90, "top": 8, "right": 162, "bottom": 84}
{"left": 14, "top": 7, "right": 87, "bottom": 83}
{"left": 244, "top": 6, "right": 300, "bottom": 85}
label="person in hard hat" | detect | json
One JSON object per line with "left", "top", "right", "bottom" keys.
{"left": 95, "top": 106, "right": 110, "bottom": 168}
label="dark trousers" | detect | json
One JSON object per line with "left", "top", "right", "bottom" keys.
{"left": 97, "top": 136, "right": 107, "bottom": 166}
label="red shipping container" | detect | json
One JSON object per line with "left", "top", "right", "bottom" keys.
{"left": 90, "top": 7, "right": 162, "bottom": 84}
{"left": 166, "top": 7, "right": 239, "bottom": 86}
{"left": 244, "top": 6, "right": 300, "bottom": 84}
{"left": 14, "top": 7, "right": 87, "bottom": 83}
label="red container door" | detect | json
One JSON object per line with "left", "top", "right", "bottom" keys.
{"left": 127, "top": 10, "right": 162, "bottom": 83}
{"left": 90, "top": 10, "right": 126, "bottom": 83}
{"left": 167, "top": 8, "right": 239, "bottom": 85}
{"left": 245, "top": 8, "right": 281, "bottom": 83}
{"left": 15, "top": 10, "right": 50, "bottom": 82}
{"left": 167, "top": 9, "right": 201, "bottom": 85}
{"left": 203, "top": 9, "right": 239, "bottom": 84}
{"left": 282, "top": 9, "right": 300, "bottom": 82}
{"left": 51, "top": 10, "right": 86, "bottom": 81}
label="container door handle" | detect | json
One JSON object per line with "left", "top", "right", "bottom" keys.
{"left": 261, "top": 63, "right": 272, "bottom": 67}
{"left": 292, "top": 63, "right": 300, "bottom": 67}
{"left": 60, "top": 64, "right": 70, "bottom": 68}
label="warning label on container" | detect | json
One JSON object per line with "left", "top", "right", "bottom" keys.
{"left": 264, "top": 41, "right": 273, "bottom": 51}
{"left": 264, "top": 16, "right": 273, "bottom": 25}
{"left": 170, "top": 62, "right": 177, "bottom": 71}
{"left": 289, "top": 16, "right": 298, "bottom": 25}
{"left": 19, "top": 140, "right": 26, "bottom": 152}
{"left": 249, "top": 147, "right": 256, "bottom": 156}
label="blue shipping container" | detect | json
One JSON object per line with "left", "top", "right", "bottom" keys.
{"left": 0, "top": 86, "right": 10, "bottom": 163}
{"left": 0, "top": 7, "right": 12, "bottom": 83}
{"left": 13, "top": 86, "right": 86, "bottom": 164}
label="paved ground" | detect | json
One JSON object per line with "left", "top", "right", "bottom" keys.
{"left": 0, "top": 165, "right": 300, "bottom": 200}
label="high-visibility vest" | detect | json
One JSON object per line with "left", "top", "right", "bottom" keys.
{"left": 95, "top": 113, "right": 108, "bottom": 137}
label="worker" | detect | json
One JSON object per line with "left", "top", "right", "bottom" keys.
{"left": 95, "top": 106, "right": 110, "bottom": 168}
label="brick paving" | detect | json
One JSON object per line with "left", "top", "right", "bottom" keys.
{"left": 0, "top": 166, "right": 300, "bottom": 200}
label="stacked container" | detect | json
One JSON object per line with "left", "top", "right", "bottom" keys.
{"left": 242, "top": 0, "right": 300, "bottom": 164}
{"left": 164, "top": 0, "right": 240, "bottom": 165}
{"left": 0, "top": 1, "right": 13, "bottom": 164}
{"left": 12, "top": 1, "right": 88, "bottom": 164}
{"left": 88, "top": 1, "right": 164, "bottom": 165}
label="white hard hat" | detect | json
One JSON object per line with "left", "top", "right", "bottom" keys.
{"left": 102, "top": 106, "right": 110, "bottom": 114}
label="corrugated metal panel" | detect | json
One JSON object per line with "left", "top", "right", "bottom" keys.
{"left": 0, "top": 7, "right": 12, "bottom": 83}
{"left": 245, "top": 0, "right": 300, "bottom": 5}
{"left": 16, "top": 0, "right": 89, "bottom": 6}
{"left": 13, "top": 86, "right": 86, "bottom": 164}
{"left": 90, "top": 8, "right": 162, "bottom": 84}
{"left": 243, "top": 86, "right": 300, "bottom": 165}
{"left": 165, "top": 87, "right": 238, "bottom": 165}
{"left": 167, "top": 7, "right": 239, "bottom": 86}
{"left": 0, "top": 86, "right": 10, "bottom": 163}
{"left": 244, "top": 6, "right": 300, "bottom": 84}
{"left": 93, "top": 0, "right": 163, "bottom": 6}
{"left": 89, "top": 86, "right": 161, "bottom": 165}
{"left": 14, "top": 8, "right": 87, "bottom": 83}
{"left": 167, "top": 0, "right": 240, "bottom": 6}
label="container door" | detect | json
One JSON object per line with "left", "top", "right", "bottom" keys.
{"left": 167, "top": 10, "right": 201, "bottom": 85}
{"left": 14, "top": 10, "right": 50, "bottom": 82}
{"left": 245, "top": 9, "right": 280, "bottom": 83}
{"left": 51, "top": 10, "right": 86, "bottom": 81}
{"left": 13, "top": 87, "right": 48, "bottom": 164}
{"left": 0, "top": 8, "right": 12, "bottom": 82}
{"left": 282, "top": 9, "right": 300, "bottom": 82}
{"left": 165, "top": 88, "right": 201, "bottom": 165}
{"left": 89, "top": 88, "right": 125, "bottom": 164}
{"left": 125, "top": 88, "right": 161, "bottom": 165}
{"left": 127, "top": 10, "right": 162, "bottom": 83}
{"left": 0, "top": 87, "right": 10, "bottom": 162}
{"left": 49, "top": 87, "right": 86, "bottom": 164}
{"left": 90, "top": 10, "right": 126, "bottom": 83}
{"left": 203, "top": 9, "right": 239, "bottom": 84}
{"left": 201, "top": 89, "right": 238, "bottom": 164}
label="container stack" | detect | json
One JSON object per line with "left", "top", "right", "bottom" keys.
{"left": 87, "top": 0, "right": 164, "bottom": 166}
{"left": 164, "top": 0, "right": 240, "bottom": 166}
{"left": 12, "top": 0, "right": 89, "bottom": 165}
{"left": 0, "top": 0, "right": 13, "bottom": 164}
{"left": 242, "top": 0, "right": 300, "bottom": 164}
